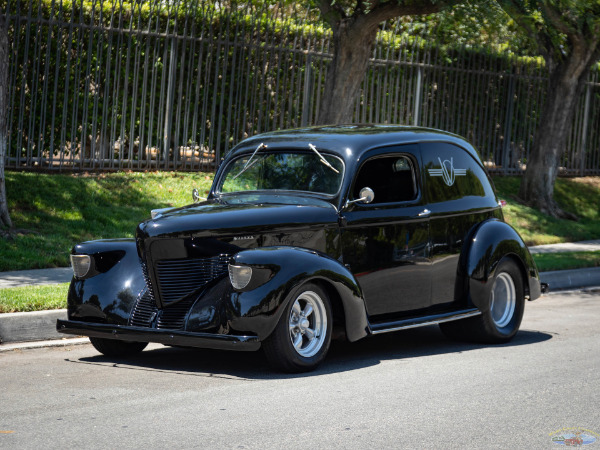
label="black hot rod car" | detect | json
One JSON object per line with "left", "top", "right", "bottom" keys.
{"left": 58, "top": 125, "right": 544, "bottom": 372}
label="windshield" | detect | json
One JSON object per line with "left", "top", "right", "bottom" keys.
{"left": 218, "top": 151, "right": 344, "bottom": 196}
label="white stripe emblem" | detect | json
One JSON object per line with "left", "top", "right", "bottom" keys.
{"left": 428, "top": 157, "right": 466, "bottom": 186}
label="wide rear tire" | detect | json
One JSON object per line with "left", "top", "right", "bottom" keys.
{"left": 263, "top": 283, "right": 332, "bottom": 373}
{"left": 440, "top": 258, "right": 525, "bottom": 344}
{"left": 89, "top": 337, "right": 148, "bottom": 356}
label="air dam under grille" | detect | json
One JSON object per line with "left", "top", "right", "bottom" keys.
{"left": 155, "top": 254, "right": 231, "bottom": 304}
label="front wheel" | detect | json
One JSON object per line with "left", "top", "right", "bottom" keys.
{"left": 89, "top": 337, "right": 148, "bottom": 356}
{"left": 263, "top": 283, "right": 332, "bottom": 373}
{"left": 440, "top": 258, "right": 525, "bottom": 343}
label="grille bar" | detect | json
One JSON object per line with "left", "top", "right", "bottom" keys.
{"left": 155, "top": 254, "right": 230, "bottom": 305}
{"left": 156, "top": 298, "right": 196, "bottom": 330}
{"left": 129, "top": 290, "right": 158, "bottom": 328}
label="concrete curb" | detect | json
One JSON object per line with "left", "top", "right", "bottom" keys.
{"left": 1, "top": 268, "right": 599, "bottom": 348}
{"left": 0, "top": 337, "right": 89, "bottom": 352}
{"left": 0, "top": 309, "right": 67, "bottom": 344}
{"left": 539, "top": 267, "right": 600, "bottom": 292}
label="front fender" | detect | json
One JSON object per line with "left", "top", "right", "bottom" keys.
{"left": 67, "top": 239, "right": 146, "bottom": 325}
{"left": 228, "top": 246, "right": 369, "bottom": 342}
{"left": 464, "top": 219, "right": 541, "bottom": 310}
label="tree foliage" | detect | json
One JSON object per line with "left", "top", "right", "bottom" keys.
{"left": 497, "top": 0, "right": 600, "bottom": 71}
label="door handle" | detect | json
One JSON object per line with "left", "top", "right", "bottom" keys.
{"left": 417, "top": 209, "right": 431, "bottom": 217}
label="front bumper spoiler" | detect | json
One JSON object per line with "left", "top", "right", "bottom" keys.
{"left": 56, "top": 319, "right": 261, "bottom": 351}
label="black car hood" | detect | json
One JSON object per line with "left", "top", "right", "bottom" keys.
{"left": 137, "top": 197, "right": 340, "bottom": 240}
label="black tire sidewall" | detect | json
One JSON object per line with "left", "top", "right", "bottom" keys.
{"left": 481, "top": 259, "right": 525, "bottom": 341}
{"left": 266, "top": 282, "right": 333, "bottom": 372}
{"left": 89, "top": 337, "right": 148, "bottom": 356}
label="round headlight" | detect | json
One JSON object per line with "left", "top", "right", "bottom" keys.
{"left": 70, "top": 254, "right": 91, "bottom": 278}
{"left": 228, "top": 264, "right": 252, "bottom": 290}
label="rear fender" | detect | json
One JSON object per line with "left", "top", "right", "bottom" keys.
{"left": 229, "top": 246, "right": 369, "bottom": 342}
{"left": 462, "top": 219, "right": 541, "bottom": 310}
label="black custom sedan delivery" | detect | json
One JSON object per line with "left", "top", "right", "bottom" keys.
{"left": 58, "top": 125, "right": 544, "bottom": 372}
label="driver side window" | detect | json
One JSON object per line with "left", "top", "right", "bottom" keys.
{"left": 353, "top": 154, "right": 418, "bottom": 204}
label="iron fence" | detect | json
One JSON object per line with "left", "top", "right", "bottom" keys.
{"left": 3, "top": 0, "right": 600, "bottom": 174}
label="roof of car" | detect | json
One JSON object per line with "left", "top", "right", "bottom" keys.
{"left": 228, "top": 125, "right": 482, "bottom": 165}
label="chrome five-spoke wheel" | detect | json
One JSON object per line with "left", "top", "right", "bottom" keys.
{"left": 490, "top": 272, "right": 516, "bottom": 328}
{"left": 263, "top": 282, "right": 332, "bottom": 372}
{"left": 288, "top": 291, "right": 327, "bottom": 358}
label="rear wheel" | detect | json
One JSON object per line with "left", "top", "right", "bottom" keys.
{"left": 263, "top": 283, "right": 332, "bottom": 373}
{"left": 440, "top": 259, "right": 525, "bottom": 343}
{"left": 89, "top": 337, "right": 148, "bottom": 356}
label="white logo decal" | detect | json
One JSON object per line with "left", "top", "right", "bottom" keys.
{"left": 428, "top": 157, "right": 466, "bottom": 186}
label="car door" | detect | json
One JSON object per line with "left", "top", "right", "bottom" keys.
{"left": 420, "top": 141, "right": 498, "bottom": 309}
{"left": 340, "top": 145, "right": 431, "bottom": 318}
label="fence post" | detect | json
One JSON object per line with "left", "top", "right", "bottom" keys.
{"left": 413, "top": 66, "right": 423, "bottom": 126}
{"left": 501, "top": 73, "right": 516, "bottom": 174}
{"left": 163, "top": 37, "right": 176, "bottom": 167}
{"left": 301, "top": 54, "right": 312, "bottom": 127}
{"left": 579, "top": 83, "right": 591, "bottom": 176}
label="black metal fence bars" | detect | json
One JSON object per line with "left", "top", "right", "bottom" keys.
{"left": 3, "top": 0, "right": 600, "bottom": 174}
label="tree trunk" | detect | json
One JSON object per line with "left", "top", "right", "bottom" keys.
{"left": 316, "top": 19, "right": 379, "bottom": 125}
{"left": 314, "top": 1, "right": 447, "bottom": 125}
{"left": 519, "top": 59, "right": 593, "bottom": 219}
{"left": 0, "top": 16, "right": 12, "bottom": 229}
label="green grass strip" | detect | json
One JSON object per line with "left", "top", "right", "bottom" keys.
{"left": 532, "top": 251, "right": 600, "bottom": 273}
{"left": 493, "top": 176, "right": 600, "bottom": 246}
{"left": 0, "top": 283, "right": 69, "bottom": 313}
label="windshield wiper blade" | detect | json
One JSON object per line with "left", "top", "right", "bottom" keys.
{"left": 308, "top": 143, "right": 339, "bottom": 174}
{"left": 232, "top": 142, "right": 267, "bottom": 180}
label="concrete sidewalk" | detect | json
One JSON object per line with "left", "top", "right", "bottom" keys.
{"left": 0, "top": 267, "right": 72, "bottom": 288}
{"left": 529, "top": 239, "right": 600, "bottom": 254}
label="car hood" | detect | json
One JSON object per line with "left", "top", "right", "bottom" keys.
{"left": 137, "top": 197, "right": 340, "bottom": 240}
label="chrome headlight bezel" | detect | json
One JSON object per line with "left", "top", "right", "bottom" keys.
{"left": 228, "top": 264, "right": 253, "bottom": 290}
{"left": 70, "top": 254, "right": 91, "bottom": 279}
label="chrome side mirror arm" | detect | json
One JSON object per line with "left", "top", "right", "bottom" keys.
{"left": 192, "top": 188, "right": 201, "bottom": 203}
{"left": 343, "top": 187, "right": 375, "bottom": 209}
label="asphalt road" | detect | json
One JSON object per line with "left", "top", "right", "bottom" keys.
{"left": 1, "top": 290, "right": 599, "bottom": 449}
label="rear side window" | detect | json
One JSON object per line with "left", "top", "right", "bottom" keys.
{"left": 420, "top": 142, "right": 494, "bottom": 204}
{"left": 353, "top": 154, "right": 418, "bottom": 204}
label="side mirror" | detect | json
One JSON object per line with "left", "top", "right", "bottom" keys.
{"left": 358, "top": 187, "right": 375, "bottom": 204}
{"left": 344, "top": 187, "right": 375, "bottom": 209}
{"left": 192, "top": 188, "right": 201, "bottom": 203}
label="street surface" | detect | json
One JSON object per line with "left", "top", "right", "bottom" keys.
{"left": 1, "top": 290, "right": 599, "bottom": 449}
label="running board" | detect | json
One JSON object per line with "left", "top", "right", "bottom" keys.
{"left": 369, "top": 309, "right": 481, "bottom": 335}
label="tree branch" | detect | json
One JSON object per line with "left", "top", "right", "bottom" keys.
{"left": 496, "top": 0, "right": 556, "bottom": 66}
{"left": 317, "top": 0, "right": 346, "bottom": 29}
{"left": 539, "top": 2, "right": 578, "bottom": 38}
{"left": 354, "top": 0, "right": 451, "bottom": 31}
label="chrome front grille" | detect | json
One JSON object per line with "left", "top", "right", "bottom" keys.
{"left": 140, "top": 260, "right": 156, "bottom": 304}
{"left": 129, "top": 289, "right": 193, "bottom": 330}
{"left": 155, "top": 254, "right": 231, "bottom": 305}
{"left": 129, "top": 290, "right": 158, "bottom": 327}
{"left": 156, "top": 297, "right": 196, "bottom": 330}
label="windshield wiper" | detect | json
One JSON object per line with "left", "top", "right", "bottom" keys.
{"left": 232, "top": 142, "right": 267, "bottom": 180}
{"left": 308, "top": 143, "right": 339, "bottom": 174}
